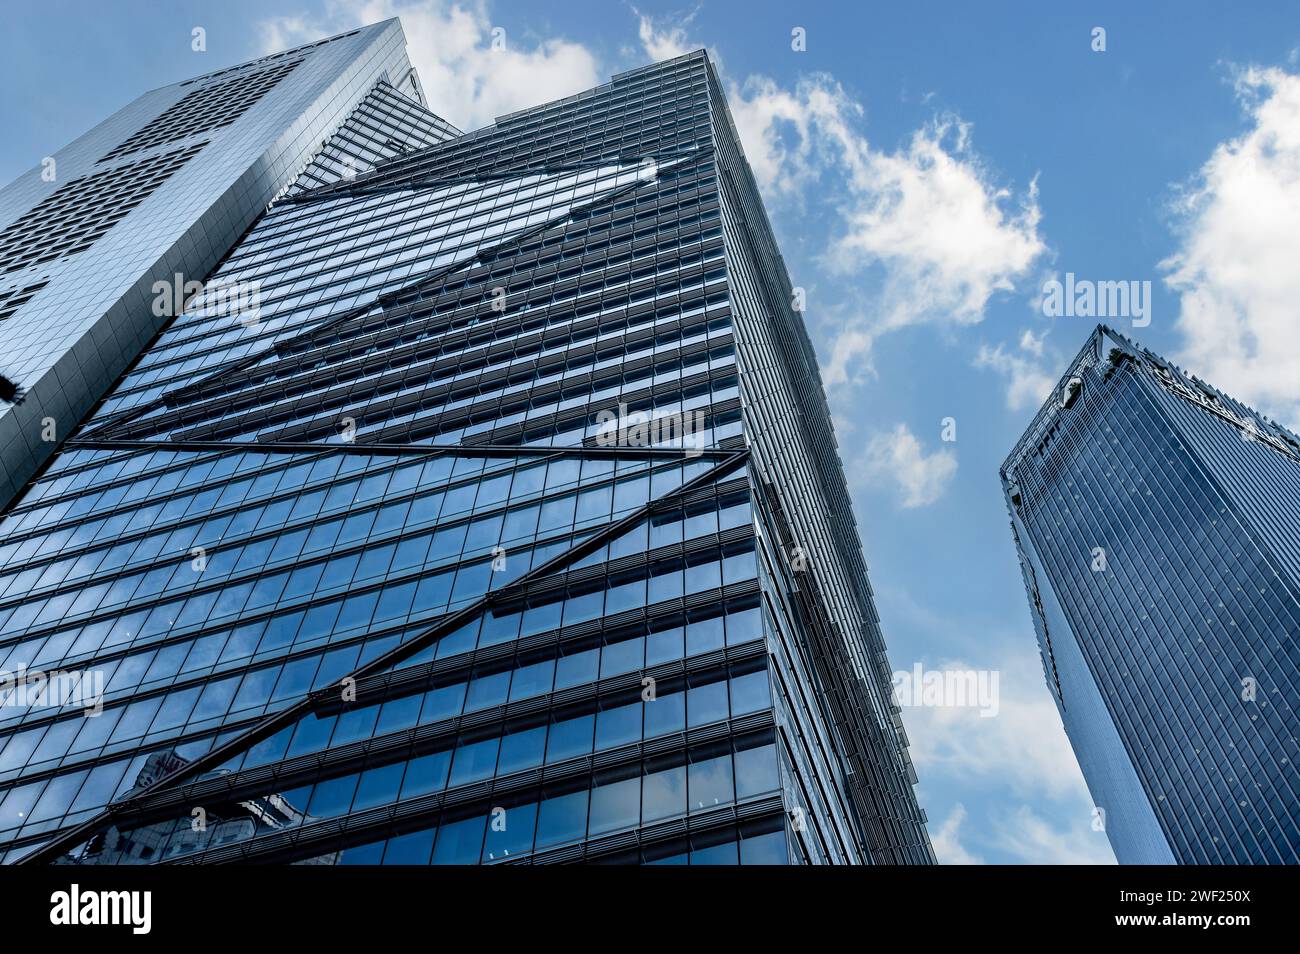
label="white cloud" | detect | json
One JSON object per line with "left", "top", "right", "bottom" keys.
{"left": 1162, "top": 65, "right": 1300, "bottom": 427}
{"left": 633, "top": 8, "right": 697, "bottom": 62}
{"left": 930, "top": 796, "right": 1114, "bottom": 864}
{"left": 886, "top": 602, "right": 1115, "bottom": 864}
{"left": 259, "top": 1, "right": 601, "bottom": 132}
{"left": 723, "top": 75, "right": 1046, "bottom": 387}
{"left": 1018, "top": 327, "right": 1046, "bottom": 357}
{"left": 727, "top": 74, "right": 856, "bottom": 198}
{"left": 831, "top": 122, "right": 1044, "bottom": 330}
{"left": 993, "top": 804, "right": 1116, "bottom": 865}
{"left": 931, "top": 803, "right": 985, "bottom": 865}
{"left": 856, "top": 423, "right": 956, "bottom": 508}
{"left": 903, "top": 650, "right": 1089, "bottom": 801}
{"left": 260, "top": 15, "right": 321, "bottom": 54}
{"left": 625, "top": 16, "right": 1049, "bottom": 387}
{"left": 974, "top": 334, "right": 1056, "bottom": 411}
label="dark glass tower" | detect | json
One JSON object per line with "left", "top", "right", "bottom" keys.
{"left": 0, "top": 28, "right": 933, "bottom": 865}
{"left": 1002, "top": 325, "right": 1300, "bottom": 864}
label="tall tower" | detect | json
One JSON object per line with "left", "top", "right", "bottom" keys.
{"left": 0, "top": 26, "right": 932, "bottom": 865}
{"left": 0, "top": 19, "right": 452, "bottom": 508}
{"left": 1002, "top": 325, "right": 1300, "bottom": 864}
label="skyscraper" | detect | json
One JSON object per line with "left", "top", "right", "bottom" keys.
{"left": 0, "top": 23, "right": 933, "bottom": 865}
{"left": 1002, "top": 325, "right": 1300, "bottom": 864}
{"left": 0, "top": 20, "right": 452, "bottom": 508}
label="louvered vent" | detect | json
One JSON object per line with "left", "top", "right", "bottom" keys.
{"left": 0, "top": 142, "right": 205, "bottom": 275}
{"left": 98, "top": 56, "right": 303, "bottom": 163}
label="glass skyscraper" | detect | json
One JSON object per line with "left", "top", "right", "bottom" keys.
{"left": 1002, "top": 325, "right": 1300, "bottom": 864}
{"left": 0, "top": 23, "right": 932, "bottom": 865}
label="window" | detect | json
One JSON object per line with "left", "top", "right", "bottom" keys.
{"left": 0, "top": 143, "right": 206, "bottom": 275}
{"left": 99, "top": 57, "right": 304, "bottom": 163}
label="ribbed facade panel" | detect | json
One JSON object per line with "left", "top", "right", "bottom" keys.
{"left": 1002, "top": 325, "right": 1300, "bottom": 864}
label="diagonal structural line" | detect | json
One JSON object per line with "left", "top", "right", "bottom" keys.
{"left": 64, "top": 438, "right": 736, "bottom": 461}
{"left": 20, "top": 448, "right": 750, "bottom": 865}
{"left": 278, "top": 147, "right": 708, "bottom": 206}
{"left": 25, "top": 448, "right": 749, "bottom": 856}
{"left": 18, "top": 143, "right": 725, "bottom": 861}
{"left": 74, "top": 297, "right": 371, "bottom": 442}
{"left": 82, "top": 155, "right": 700, "bottom": 444}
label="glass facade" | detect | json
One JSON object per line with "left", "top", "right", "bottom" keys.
{"left": 1002, "top": 325, "right": 1300, "bottom": 864}
{"left": 0, "top": 31, "right": 932, "bottom": 865}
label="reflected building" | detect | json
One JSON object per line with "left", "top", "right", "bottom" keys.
{"left": 0, "top": 22, "right": 933, "bottom": 865}
{"left": 54, "top": 750, "right": 339, "bottom": 865}
{"left": 1002, "top": 325, "right": 1300, "bottom": 864}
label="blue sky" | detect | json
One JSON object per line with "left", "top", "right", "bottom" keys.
{"left": 4, "top": 0, "right": 1299, "bottom": 864}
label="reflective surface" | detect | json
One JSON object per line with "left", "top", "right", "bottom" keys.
{"left": 1004, "top": 327, "right": 1300, "bottom": 864}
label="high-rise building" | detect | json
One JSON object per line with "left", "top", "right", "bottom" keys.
{"left": 0, "top": 22, "right": 933, "bottom": 865}
{"left": 1001, "top": 325, "right": 1300, "bottom": 864}
{"left": 0, "top": 20, "right": 453, "bottom": 508}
